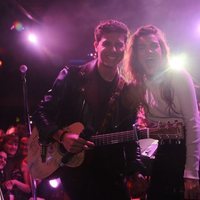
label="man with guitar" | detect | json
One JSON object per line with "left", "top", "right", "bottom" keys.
{"left": 31, "top": 19, "right": 147, "bottom": 200}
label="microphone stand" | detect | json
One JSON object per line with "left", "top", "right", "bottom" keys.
{"left": 0, "top": 185, "right": 4, "bottom": 200}
{"left": 20, "top": 65, "right": 37, "bottom": 200}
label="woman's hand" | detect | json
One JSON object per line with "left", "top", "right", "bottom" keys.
{"left": 127, "top": 172, "right": 148, "bottom": 199}
{"left": 184, "top": 178, "right": 200, "bottom": 199}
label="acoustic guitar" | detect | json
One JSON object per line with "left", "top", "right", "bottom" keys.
{"left": 28, "top": 122, "right": 184, "bottom": 179}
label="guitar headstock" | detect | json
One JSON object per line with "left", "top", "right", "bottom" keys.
{"left": 138, "top": 122, "right": 185, "bottom": 140}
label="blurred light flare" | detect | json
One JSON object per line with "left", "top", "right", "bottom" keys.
{"left": 0, "top": 60, "right": 3, "bottom": 68}
{"left": 10, "top": 21, "right": 24, "bottom": 32}
{"left": 49, "top": 178, "right": 61, "bottom": 188}
{"left": 27, "top": 33, "right": 38, "bottom": 45}
{"left": 169, "top": 53, "right": 188, "bottom": 70}
{"left": 88, "top": 52, "right": 97, "bottom": 58}
{"left": 10, "top": 21, "right": 62, "bottom": 58}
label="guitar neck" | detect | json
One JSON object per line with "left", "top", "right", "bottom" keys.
{"left": 90, "top": 126, "right": 184, "bottom": 146}
{"left": 91, "top": 130, "right": 137, "bottom": 146}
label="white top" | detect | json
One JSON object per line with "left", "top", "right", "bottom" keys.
{"left": 144, "top": 69, "right": 200, "bottom": 179}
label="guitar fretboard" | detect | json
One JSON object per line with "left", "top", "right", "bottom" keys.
{"left": 91, "top": 130, "right": 136, "bottom": 146}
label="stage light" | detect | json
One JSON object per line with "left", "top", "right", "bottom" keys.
{"left": 48, "top": 178, "right": 61, "bottom": 189}
{"left": 89, "top": 53, "right": 94, "bottom": 57}
{"left": 169, "top": 53, "right": 188, "bottom": 70}
{"left": 0, "top": 60, "right": 3, "bottom": 68}
{"left": 88, "top": 52, "right": 97, "bottom": 58}
{"left": 27, "top": 33, "right": 38, "bottom": 45}
{"left": 10, "top": 21, "right": 24, "bottom": 32}
{"left": 15, "top": 117, "right": 21, "bottom": 123}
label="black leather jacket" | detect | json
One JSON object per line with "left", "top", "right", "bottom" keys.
{"left": 33, "top": 59, "right": 145, "bottom": 176}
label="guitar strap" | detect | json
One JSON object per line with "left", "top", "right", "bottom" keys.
{"left": 98, "top": 77, "right": 125, "bottom": 133}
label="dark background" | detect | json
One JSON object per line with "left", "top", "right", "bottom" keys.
{"left": 1, "top": 0, "right": 200, "bottom": 130}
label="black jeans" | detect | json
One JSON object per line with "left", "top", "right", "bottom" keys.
{"left": 147, "top": 141, "right": 186, "bottom": 200}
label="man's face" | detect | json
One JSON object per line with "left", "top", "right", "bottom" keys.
{"left": 137, "top": 34, "right": 162, "bottom": 77}
{"left": 0, "top": 151, "right": 7, "bottom": 170}
{"left": 94, "top": 32, "right": 126, "bottom": 70}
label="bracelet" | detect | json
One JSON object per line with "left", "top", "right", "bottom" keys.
{"left": 59, "top": 131, "right": 68, "bottom": 143}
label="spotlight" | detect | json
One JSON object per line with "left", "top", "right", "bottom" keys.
{"left": 48, "top": 178, "right": 61, "bottom": 189}
{"left": 169, "top": 53, "right": 188, "bottom": 70}
{"left": 27, "top": 33, "right": 38, "bottom": 45}
{"left": 88, "top": 52, "right": 97, "bottom": 58}
{"left": 0, "top": 60, "right": 3, "bottom": 69}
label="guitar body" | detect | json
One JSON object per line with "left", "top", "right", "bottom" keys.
{"left": 28, "top": 122, "right": 85, "bottom": 179}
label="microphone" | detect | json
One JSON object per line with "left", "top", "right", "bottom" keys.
{"left": 19, "top": 65, "right": 28, "bottom": 74}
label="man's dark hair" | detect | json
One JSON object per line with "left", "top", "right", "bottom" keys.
{"left": 94, "top": 19, "right": 129, "bottom": 43}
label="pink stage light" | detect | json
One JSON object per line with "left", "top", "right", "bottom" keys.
{"left": 27, "top": 33, "right": 38, "bottom": 45}
{"left": 0, "top": 60, "right": 3, "bottom": 68}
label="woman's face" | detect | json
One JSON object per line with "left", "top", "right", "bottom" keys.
{"left": 136, "top": 34, "right": 162, "bottom": 78}
{"left": 3, "top": 139, "right": 18, "bottom": 157}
